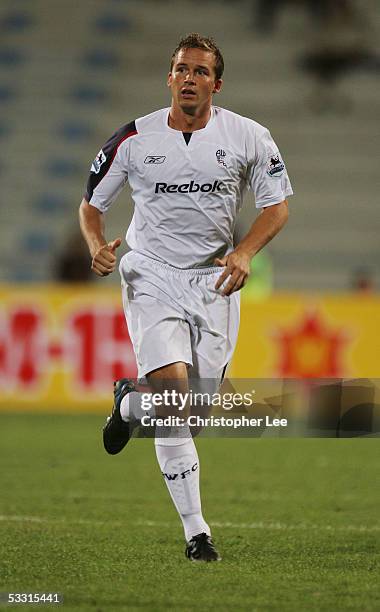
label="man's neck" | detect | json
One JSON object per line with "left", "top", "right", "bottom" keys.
{"left": 168, "top": 104, "right": 212, "bottom": 132}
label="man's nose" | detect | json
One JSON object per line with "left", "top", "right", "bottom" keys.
{"left": 184, "top": 72, "right": 195, "bottom": 83}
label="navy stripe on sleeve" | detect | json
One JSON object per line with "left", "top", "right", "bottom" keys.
{"left": 84, "top": 120, "right": 137, "bottom": 202}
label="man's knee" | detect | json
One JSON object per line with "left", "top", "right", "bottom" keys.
{"left": 147, "top": 361, "right": 190, "bottom": 419}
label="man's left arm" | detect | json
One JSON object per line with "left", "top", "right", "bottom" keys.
{"left": 215, "top": 200, "right": 289, "bottom": 296}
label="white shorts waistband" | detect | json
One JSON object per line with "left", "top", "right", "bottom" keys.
{"left": 127, "top": 250, "right": 222, "bottom": 276}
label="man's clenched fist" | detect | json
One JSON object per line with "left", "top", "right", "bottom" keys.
{"left": 91, "top": 238, "right": 122, "bottom": 276}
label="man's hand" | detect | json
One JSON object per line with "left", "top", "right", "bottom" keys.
{"left": 91, "top": 238, "right": 122, "bottom": 277}
{"left": 214, "top": 249, "right": 251, "bottom": 296}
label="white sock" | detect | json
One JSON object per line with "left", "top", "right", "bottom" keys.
{"left": 155, "top": 427, "right": 211, "bottom": 541}
{"left": 120, "top": 392, "right": 155, "bottom": 422}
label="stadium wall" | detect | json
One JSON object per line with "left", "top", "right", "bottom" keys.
{"left": 0, "top": 286, "right": 379, "bottom": 413}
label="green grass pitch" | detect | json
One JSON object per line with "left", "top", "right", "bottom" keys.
{"left": 0, "top": 414, "right": 379, "bottom": 611}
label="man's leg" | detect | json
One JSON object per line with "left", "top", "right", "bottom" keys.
{"left": 147, "top": 362, "right": 212, "bottom": 543}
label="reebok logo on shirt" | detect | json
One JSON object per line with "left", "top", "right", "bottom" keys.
{"left": 155, "top": 180, "right": 223, "bottom": 194}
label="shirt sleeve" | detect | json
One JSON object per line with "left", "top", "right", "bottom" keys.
{"left": 248, "top": 127, "right": 293, "bottom": 209}
{"left": 84, "top": 120, "right": 137, "bottom": 212}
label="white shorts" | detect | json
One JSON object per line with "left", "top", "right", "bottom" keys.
{"left": 119, "top": 251, "right": 240, "bottom": 381}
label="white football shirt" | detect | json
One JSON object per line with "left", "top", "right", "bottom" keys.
{"left": 85, "top": 106, "right": 293, "bottom": 268}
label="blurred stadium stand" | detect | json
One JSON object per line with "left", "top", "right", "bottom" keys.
{"left": 0, "top": 0, "right": 378, "bottom": 289}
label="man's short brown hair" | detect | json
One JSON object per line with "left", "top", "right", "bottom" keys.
{"left": 170, "top": 33, "right": 224, "bottom": 80}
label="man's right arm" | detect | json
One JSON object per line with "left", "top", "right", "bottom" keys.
{"left": 80, "top": 121, "right": 137, "bottom": 276}
{"left": 79, "top": 198, "right": 121, "bottom": 277}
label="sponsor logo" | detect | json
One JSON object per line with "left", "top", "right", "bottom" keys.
{"left": 144, "top": 155, "right": 166, "bottom": 164}
{"left": 162, "top": 462, "right": 199, "bottom": 481}
{"left": 267, "top": 153, "right": 285, "bottom": 177}
{"left": 216, "top": 148, "right": 227, "bottom": 167}
{"left": 91, "top": 149, "right": 106, "bottom": 174}
{"left": 155, "top": 180, "right": 223, "bottom": 194}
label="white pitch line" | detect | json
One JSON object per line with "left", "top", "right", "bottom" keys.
{"left": 0, "top": 515, "right": 46, "bottom": 523}
{"left": 139, "top": 519, "right": 380, "bottom": 533}
{"left": 0, "top": 515, "right": 379, "bottom": 533}
{"left": 0, "top": 515, "right": 111, "bottom": 527}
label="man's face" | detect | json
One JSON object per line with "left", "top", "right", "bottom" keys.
{"left": 168, "top": 48, "right": 222, "bottom": 115}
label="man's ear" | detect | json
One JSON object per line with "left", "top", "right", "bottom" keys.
{"left": 213, "top": 79, "right": 223, "bottom": 94}
{"left": 167, "top": 72, "right": 173, "bottom": 88}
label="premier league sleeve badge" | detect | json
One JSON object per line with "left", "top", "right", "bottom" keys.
{"left": 266, "top": 152, "right": 285, "bottom": 177}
